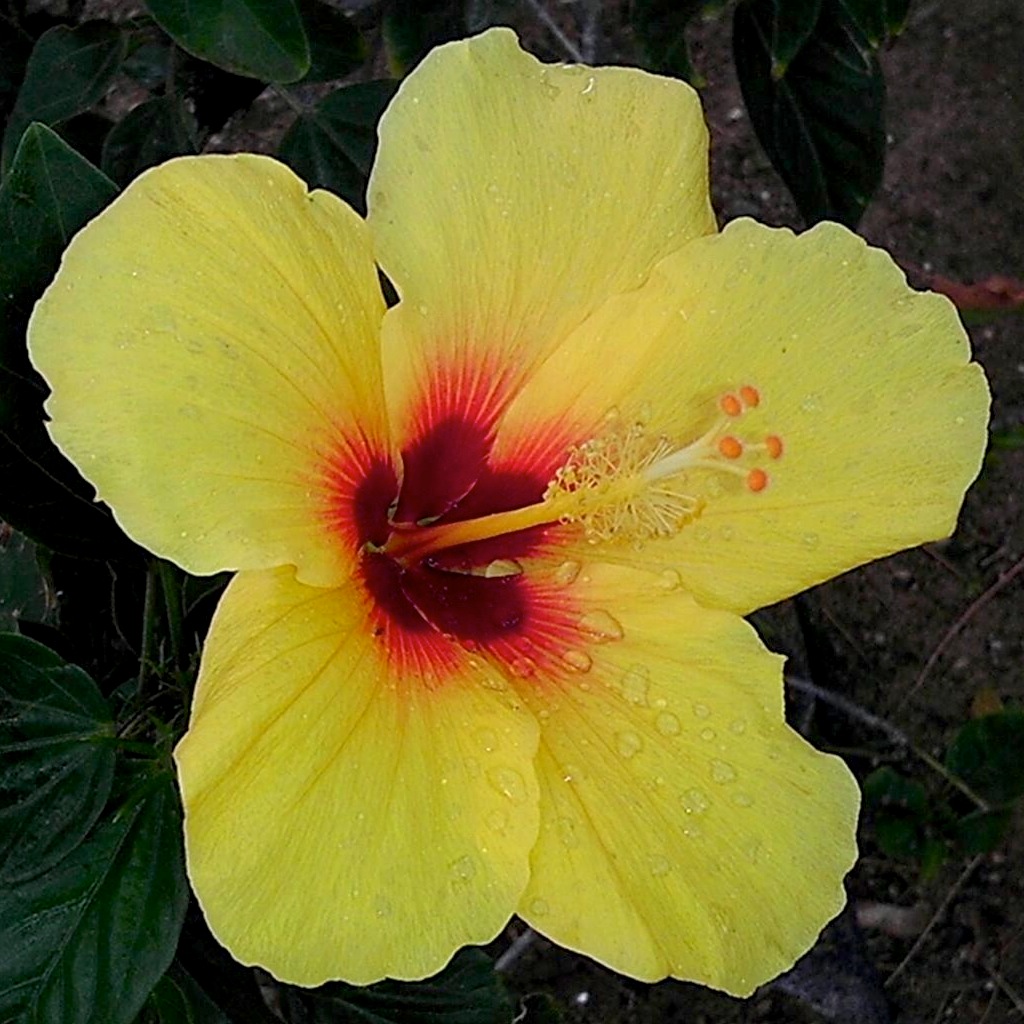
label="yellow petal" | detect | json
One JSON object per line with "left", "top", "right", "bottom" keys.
{"left": 367, "top": 27, "right": 715, "bottom": 479}
{"left": 29, "top": 155, "right": 387, "bottom": 585}
{"left": 174, "top": 567, "right": 540, "bottom": 986}
{"left": 506, "top": 560, "right": 858, "bottom": 995}
{"left": 494, "top": 218, "right": 990, "bottom": 613}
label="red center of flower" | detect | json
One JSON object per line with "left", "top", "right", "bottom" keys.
{"left": 331, "top": 409, "right": 578, "bottom": 686}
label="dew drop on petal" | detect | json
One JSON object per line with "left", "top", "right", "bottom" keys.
{"left": 558, "top": 816, "right": 581, "bottom": 847}
{"left": 484, "top": 558, "right": 523, "bottom": 578}
{"left": 620, "top": 665, "right": 650, "bottom": 705}
{"left": 655, "top": 711, "right": 681, "bottom": 736}
{"left": 681, "top": 788, "right": 710, "bottom": 814}
{"left": 802, "top": 532, "right": 820, "bottom": 549}
{"left": 510, "top": 656, "right": 536, "bottom": 679}
{"left": 731, "top": 791, "right": 755, "bottom": 807}
{"left": 577, "top": 609, "right": 625, "bottom": 642}
{"left": 615, "top": 730, "right": 644, "bottom": 758}
{"left": 658, "top": 568, "right": 682, "bottom": 591}
{"left": 710, "top": 759, "right": 737, "bottom": 784}
{"left": 648, "top": 854, "right": 671, "bottom": 877}
{"left": 699, "top": 727, "right": 716, "bottom": 742}
{"left": 487, "top": 766, "right": 528, "bottom": 804}
{"left": 476, "top": 728, "right": 498, "bottom": 752}
{"left": 449, "top": 855, "right": 476, "bottom": 882}
{"left": 486, "top": 808, "right": 508, "bottom": 833}
{"left": 693, "top": 703, "right": 711, "bottom": 719}
{"left": 729, "top": 718, "right": 747, "bottom": 735}
{"left": 554, "top": 560, "right": 582, "bottom": 586}
{"left": 530, "top": 898, "right": 550, "bottom": 916}
{"left": 561, "top": 648, "right": 593, "bottom": 672}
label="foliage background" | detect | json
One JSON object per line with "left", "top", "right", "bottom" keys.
{"left": 1, "top": 0, "right": 1023, "bottom": 1022}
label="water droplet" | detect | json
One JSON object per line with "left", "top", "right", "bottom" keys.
{"left": 577, "top": 609, "right": 624, "bottom": 642}
{"left": 486, "top": 808, "right": 508, "bottom": 832}
{"left": 648, "top": 854, "right": 671, "bottom": 877}
{"left": 743, "top": 839, "right": 762, "bottom": 864}
{"left": 720, "top": 524, "right": 735, "bottom": 541}
{"left": 561, "top": 763, "right": 582, "bottom": 784}
{"left": 658, "top": 568, "right": 682, "bottom": 591}
{"left": 694, "top": 525, "right": 712, "bottom": 542}
{"left": 529, "top": 898, "right": 550, "bottom": 916}
{"left": 417, "top": 303, "right": 428, "bottom": 316}
{"left": 710, "top": 759, "right": 737, "bottom": 784}
{"left": 681, "top": 788, "right": 710, "bottom": 814}
{"left": 581, "top": 74, "right": 596, "bottom": 97}
{"left": 954, "top": 415, "right": 965, "bottom": 426}
{"left": 700, "top": 727, "right": 716, "bottom": 742}
{"left": 510, "top": 656, "right": 536, "bottom": 679}
{"left": 561, "top": 648, "right": 593, "bottom": 672}
{"left": 449, "top": 855, "right": 476, "bottom": 882}
{"left": 731, "top": 791, "right": 754, "bottom": 807}
{"left": 620, "top": 665, "right": 650, "bottom": 705}
{"left": 487, "top": 766, "right": 528, "bottom": 804}
{"left": 484, "top": 558, "right": 523, "bottom": 578}
{"left": 615, "top": 731, "right": 644, "bottom": 758}
{"left": 729, "top": 718, "right": 747, "bottom": 735}
{"left": 655, "top": 711, "right": 681, "bottom": 736}
{"left": 693, "top": 703, "right": 711, "bottom": 719}
{"left": 557, "top": 816, "right": 581, "bottom": 847}
{"left": 683, "top": 824, "right": 703, "bottom": 839}
{"left": 476, "top": 728, "right": 498, "bottom": 752}
{"left": 554, "top": 559, "right": 582, "bottom": 585}
{"left": 802, "top": 532, "right": 820, "bottom": 549}
{"left": 375, "top": 895, "right": 393, "bottom": 918}
{"left": 801, "top": 393, "right": 821, "bottom": 412}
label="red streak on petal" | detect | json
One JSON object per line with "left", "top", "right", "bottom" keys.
{"left": 392, "top": 356, "right": 515, "bottom": 525}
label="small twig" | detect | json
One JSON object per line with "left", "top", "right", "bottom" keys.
{"left": 137, "top": 563, "right": 158, "bottom": 694}
{"left": 523, "top": 0, "right": 584, "bottom": 61}
{"left": 988, "top": 966, "right": 1024, "bottom": 1015}
{"left": 580, "top": 0, "right": 601, "bottom": 63}
{"left": 885, "top": 855, "right": 983, "bottom": 987}
{"left": 785, "top": 675, "right": 991, "bottom": 811}
{"left": 495, "top": 925, "right": 538, "bottom": 973}
{"left": 898, "top": 553, "right": 1024, "bottom": 711}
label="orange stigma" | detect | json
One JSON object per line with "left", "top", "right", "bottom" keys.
{"left": 717, "top": 436, "right": 743, "bottom": 459}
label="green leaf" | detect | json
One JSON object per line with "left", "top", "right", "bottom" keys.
{"left": 297, "top": 0, "right": 366, "bottom": 82}
{"left": 101, "top": 95, "right": 199, "bottom": 186}
{"left": 863, "top": 766, "right": 930, "bottom": 859}
{"left": 0, "top": 634, "right": 115, "bottom": 884}
{"left": 837, "top": 0, "right": 909, "bottom": 45}
{"left": 0, "top": 526, "right": 56, "bottom": 630}
{"left": 0, "top": 772, "right": 189, "bottom": 1024}
{"left": 278, "top": 80, "right": 397, "bottom": 212}
{"left": 733, "top": 0, "right": 885, "bottom": 227}
{"left": 765, "top": 0, "right": 823, "bottom": 76}
{"left": 632, "top": 0, "right": 708, "bottom": 84}
{"left": 954, "top": 807, "right": 1013, "bottom": 855}
{"left": 144, "top": 0, "right": 310, "bottom": 82}
{"left": 280, "top": 948, "right": 514, "bottom": 1024}
{"left": 2, "top": 23, "right": 126, "bottom": 172}
{"left": 0, "top": 124, "right": 134, "bottom": 556}
{"left": 946, "top": 711, "right": 1024, "bottom": 805}
{"left": 141, "top": 964, "right": 233, "bottom": 1024}
{"left": 381, "top": 0, "right": 465, "bottom": 76}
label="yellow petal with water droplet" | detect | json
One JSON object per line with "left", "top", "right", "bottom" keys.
{"left": 495, "top": 219, "right": 988, "bottom": 614}
{"left": 369, "top": 27, "right": 714, "bottom": 450}
{"left": 29, "top": 155, "right": 388, "bottom": 585}
{"left": 512, "top": 561, "right": 858, "bottom": 996}
{"left": 175, "top": 567, "right": 539, "bottom": 985}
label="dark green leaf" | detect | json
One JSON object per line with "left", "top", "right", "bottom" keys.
{"left": 101, "top": 95, "right": 199, "bottom": 186}
{"left": 837, "top": 0, "right": 909, "bottom": 45}
{"left": 919, "top": 837, "right": 948, "bottom": 880}
{"left": 733, "top": 0, "right": 885, "bottom": 227}
{"left": 632, "top": 0, "right": 707, "bottom": 84}
{"left": 144, "top": 0, "right": 310, "bottom": 82}
{"left": 863, "top": 766, "right": 928, "bottom": 813}
{"left": 0, "top": 772, "right": 189, "bottom": 1024}
{"left": 278, "top": 80, "right": 397, "bottom": 212}
{"left": 0, "top": 634, "right": 115, "bottom": 884}
{"left": 864, "top": 766, "right": 930, "bottom": 859}
{"left": 954, "top": 807, "right": 1013, "bottom": 855}
{"left": 2, "top": 23, "right": 126, "bottom": 171}
{"left": 765, "top": 0, "right": 823, "bottom": 76}
{"left": 0, "top": 124, "right": 134, "bottom": 556}
{"left": 0, "top": 526, "right": 56, "bottom": 630}
{"left": 946, "top": 711, "right": 1024, "bottom": 805}
{"left": 280, "top": 948, "right": 514, "bottom": 1024}
{"left": 381, "top": 0, "right": 464, "bottom": 75}
{"left": 141, "top": 964, "right": 233, "bottom": 1024}
{"left": 298, "top": 0, "right": 366, "bottom": 82}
